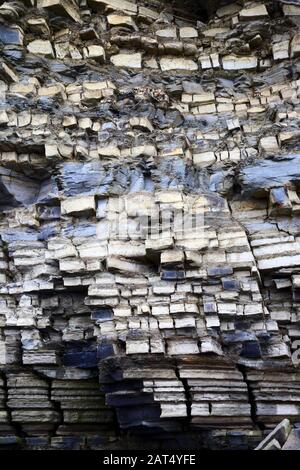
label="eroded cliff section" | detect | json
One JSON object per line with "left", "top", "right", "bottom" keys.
{"left": 0, "top": 0, "right": 300, "bottom": 450}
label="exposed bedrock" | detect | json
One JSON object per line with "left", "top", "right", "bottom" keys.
{"left": 0, "top": 0, "right": 299, "bottom": 450}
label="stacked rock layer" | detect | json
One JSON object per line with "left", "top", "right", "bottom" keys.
{"left": 0, "top": 0, "right": 300, "bottom": 449}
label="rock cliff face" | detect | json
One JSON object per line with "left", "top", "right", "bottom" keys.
{"left": 0, "top": 0, "right": 300, "bottom": 450}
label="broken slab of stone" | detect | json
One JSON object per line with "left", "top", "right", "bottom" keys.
{"left": 193, "top": 151, "right": 216, "bottom": 168}
{"left": 110, "top": 52, "right": 141, "bottom": 68}
{"left": 272, "top": 40, "right": 290, "bottom": 60}
{"left": 257, "top": 254, "right": 300, "bottom": 271}
{"left": 179, "top": 27, "right": 198, "bottom": 39}
{"left": 259, "top": 136, "right": 279, "bottom": 154}
{"left": 239, "top": 4, "right": 269, "bottom": 21}
{"left": 182, "top": 91, "right": 214, "bottom": 105}
{"left": 216, "top": 2, "right": 241, "bottom": 18}
{"left": 27, "top": 40, "right": 55, "bottom": 58}
{"left": 83, "top": 45, "right": 106, "bottom": 62}
{"left": 282, "top": 428, "right": 300, "bottom": 450}
{"left": 0, "top": 60, "right": 18, "bottom": 83}
{"left": 156, "top": 28, "right": 177, "bottom": 39}
{"left": 255, "top": 418, "right": 292, "bottom": 449}
{"left": 54, "top": 42, "right": 72, "bottom": 59}
{"left": 160, "top": 57, "right": 198, "bottom": 71}
{"left": 27, "top": 17, "right": 51, "bottom": 35}
{"left": 10, "top": 79, "right": 39, "bottom": 95}
{"left": 279, "top": 130, "right": 300, "bottom": 144}
{"left": 38, "top": 0, "right": 82, "bottom": 23}
{"left": 227, "top": 118, "right": 240, "bottom": 131}
{"left": 202, "top": 27, "right": 230, "bottom": 38}
{"left": 282, "top": 3, "right": 300, "bottom": 17}
{"left": 61, "top": 196, "right": 96, "bottom": 216}
{"left": 0, "top": 24, "right": 23, "bottom": 45}
{"left": 62, "top": 115, "right": 77, "bottom": 128}
{"left": 38, "top": 83, "right": 66, "bottom": 100}
{"left": 107, "top": 13, "right": 137, "bottom": 30}
{"left": 0, "top": 110, "right": 9, "bottom": 126}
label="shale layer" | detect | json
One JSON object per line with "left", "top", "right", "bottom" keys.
{"left": 0, "top": 0, "right": 300, "bottom": 450}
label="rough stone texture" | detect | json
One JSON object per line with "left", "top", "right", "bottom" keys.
{"left": 255, "top": 418, "right": 300, "bottom": 450}
{"left": 0, "top": 0, "right": 299, "bottom": 451}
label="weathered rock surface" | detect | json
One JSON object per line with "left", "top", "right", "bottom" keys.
{"left": 0, "top": 0, "right": 299, "bottom": 451}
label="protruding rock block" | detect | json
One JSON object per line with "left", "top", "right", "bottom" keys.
{"left": 291, "top": 33, "right": 300, "bottom": 58}
{"left": 38, "top": 0, "right": 82, "bottom": 23}
{"left": 222, "top": 55, "right": 257, "bottom": 70}
{"left": 160, "top": 57, "right": 198, "bottom": 71}
{"left": 27, "top": 39, "right": 55, "bottom": 58}
{"left": 110, "top": 52, "right": 141, "bottom": 68}
{"left": 0, "top": 61, "right": 18, "bottom": 83}
{"left": 61, "top": 196, "right": 96, "bottom": 216}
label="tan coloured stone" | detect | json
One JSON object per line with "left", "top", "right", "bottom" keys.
{"left": 160, "top": 57, "right": 198, "bottom": 71}
{"left": 259, "top": 136, "right": 279, "bottom": 154}
{"left": 27, "top": 40, "right": 54, "bottom": 58}
{"left": 0, "top": 61, "right": 18, "bottom": 83}
{"left": 222, "top": 55, "right": 257, "bottom": 70}
{"left": 203, "top": 28, "right": 229, "bottom": 37}
{"left": 38, "top": 0, "right": 82, "bottom": 23}
{"left": 110, "top": 52, "right": 142, "bottom": 68}
{"left": 61, "top": 196, "right": 96, "bottom": 216}
{"left": 239, "top": 4, "right": 268, "bottom": 21}
{"left": 272, "top": 41, "right": 290, "bottom": 60}
{"left": 129, "top": 117, "right": 153, "bottom": 132}
{"left": 283, "top": 4, "right": 300, "bottom": 16}
{"left": 179, "top": 27, "right": 198, "bottom": 38}
{"left": 107, "top": 13, "right": 137, "bottom": 29}
{"left": 156, "top": 28, "right": 177, "bottom": 38}
{"left": 216, "top": 3, "right": 241, "bottom": 17}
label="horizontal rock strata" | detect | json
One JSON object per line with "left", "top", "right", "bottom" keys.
{"left": 0, "top": 0, "right": 299, "bottom": 450}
